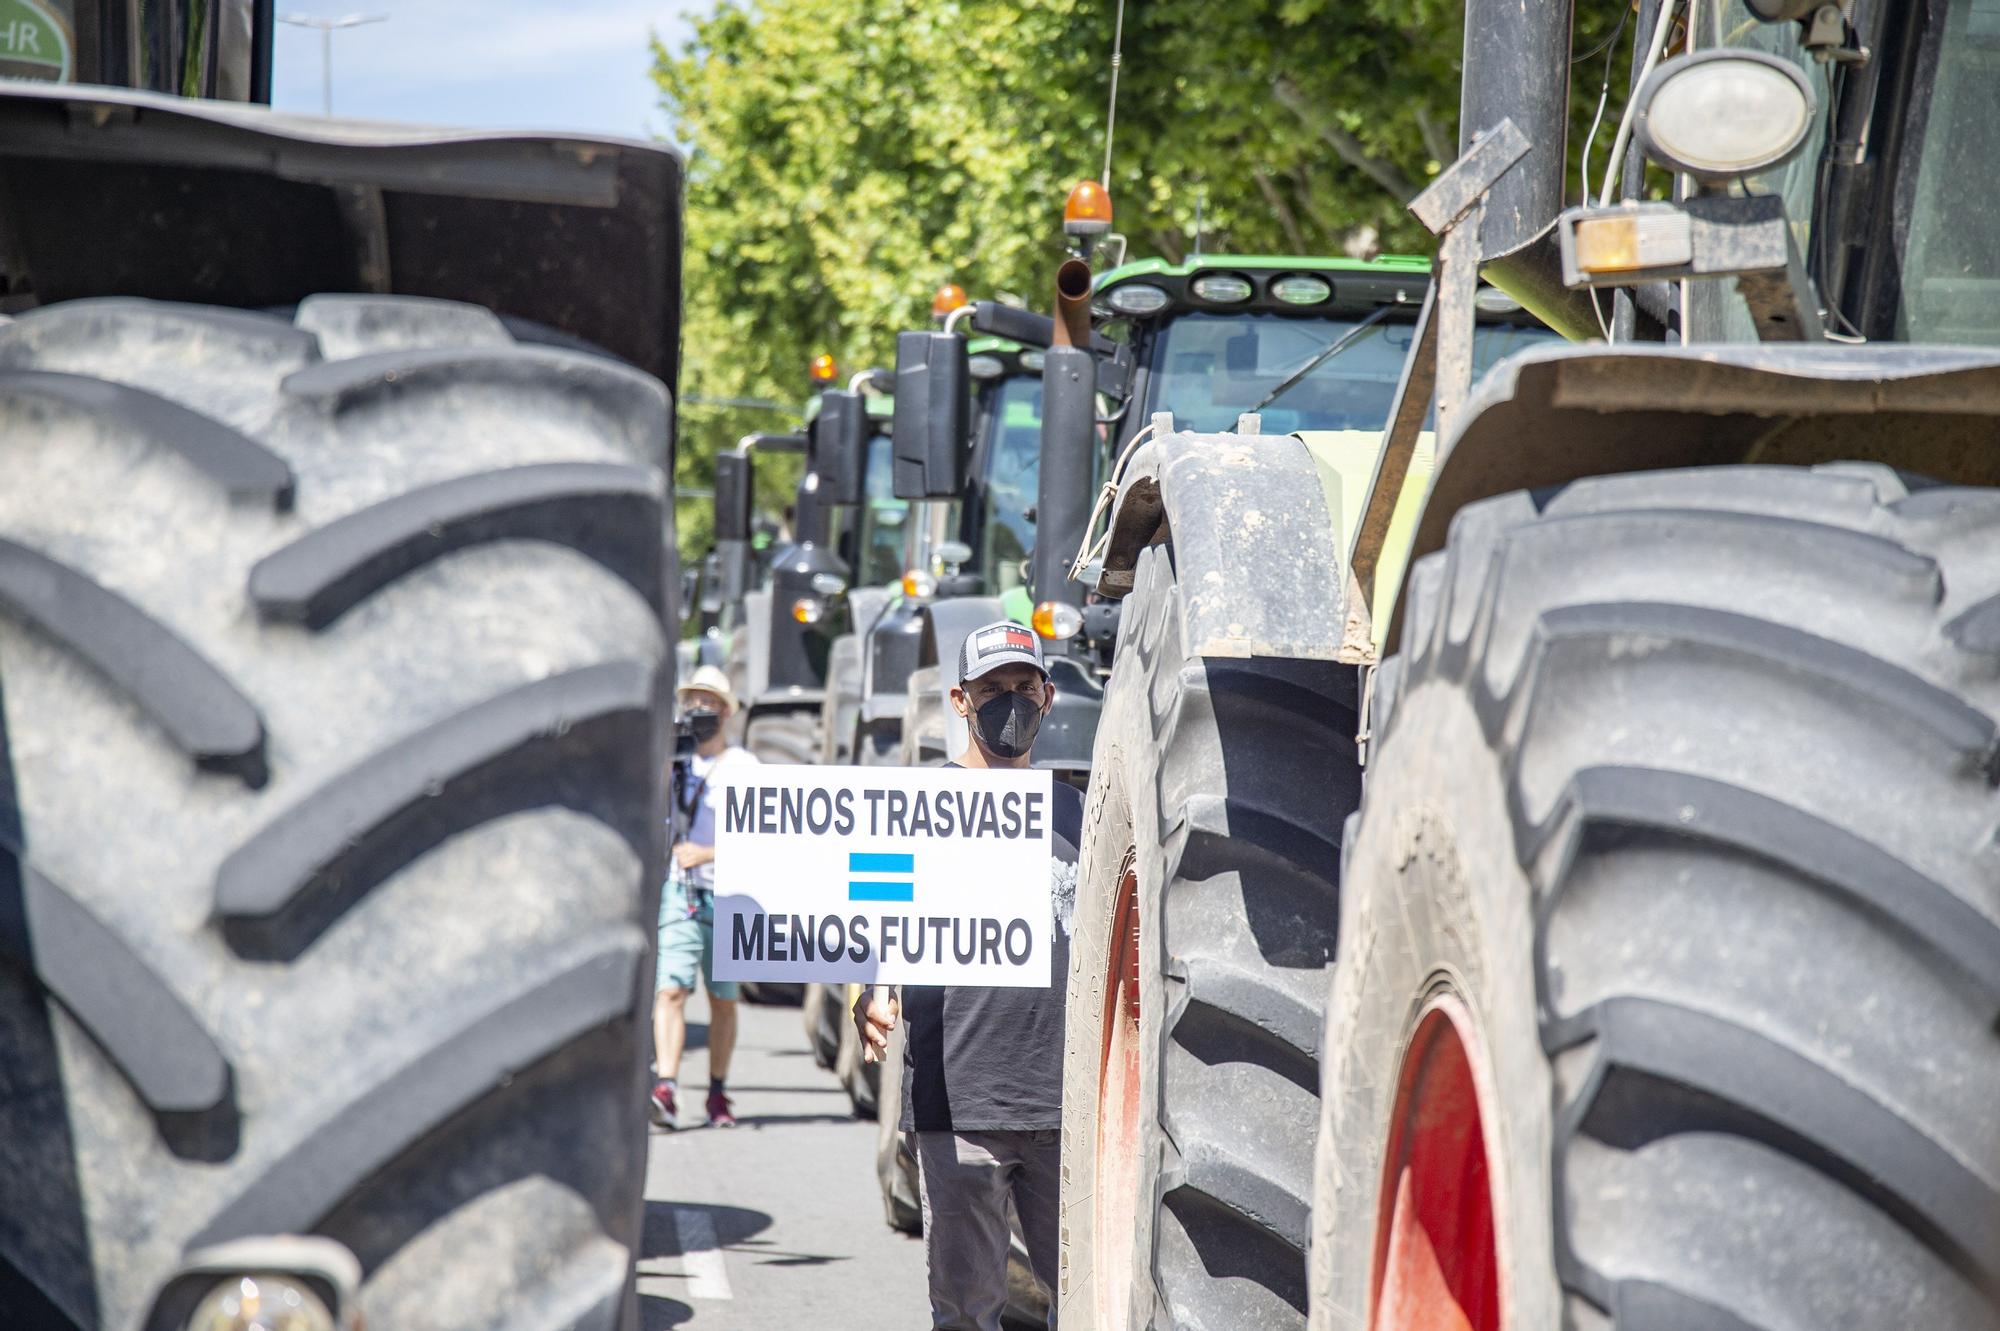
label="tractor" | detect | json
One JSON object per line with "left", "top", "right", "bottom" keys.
{"left": 879, "top": 187, "right": 1554, "bottom": 1305}
{"left": 0, "top": 7, "right": 682, "bottom": 1329}
{"left": 1059, "top": 1, "right": 2000, "bottom": 1329}
{"left": 812, "top": 301, "right": 1059, "bottom": 1132}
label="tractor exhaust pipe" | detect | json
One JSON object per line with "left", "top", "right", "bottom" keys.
{"left": 1052, "top": 258, "right": 1093, "bottom": 349}
{"left": 1457, "top": 0, "right": 1604, "bottom": 338}
{"left": 1034, "top": 257, "right": 1098, "bottom": 624}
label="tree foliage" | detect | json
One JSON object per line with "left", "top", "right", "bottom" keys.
{"left": 654, "top": 0, "right": 1632, "bottom": 562}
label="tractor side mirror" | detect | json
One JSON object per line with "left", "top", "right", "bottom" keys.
{"left": 814, "top": 391, "right": 869, "bottom": 507}
{"left": 714, "top": 451, "right": 753, "bottom": 543}
{"left": 892, "top": 331, "right": 969, "bottom": 500}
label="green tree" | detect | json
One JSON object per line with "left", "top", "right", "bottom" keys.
{"left": 655, "top": 0, "right": 1633, "bottom": 566}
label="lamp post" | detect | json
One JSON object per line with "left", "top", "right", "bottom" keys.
{"left": 277, "top": 12, "right": 388, "bottom": 116}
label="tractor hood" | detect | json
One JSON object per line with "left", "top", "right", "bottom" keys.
{"left": 0, "top": 84, "right": 683, "bottom": 387}
{"left": 1418, "top": 340, "right": 2000, "bottom": 573}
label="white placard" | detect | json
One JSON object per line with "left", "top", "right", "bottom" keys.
{"left": 711, "top": 765, "right": 1056, "bottom": 987}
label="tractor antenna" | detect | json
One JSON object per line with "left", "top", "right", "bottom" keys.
{"left": 1100, "top": 0, "right": 1126, "bottom": 186}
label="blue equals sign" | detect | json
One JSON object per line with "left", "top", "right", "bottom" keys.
{"left": 849, "top": 852, "right": 914, "bottom": 902}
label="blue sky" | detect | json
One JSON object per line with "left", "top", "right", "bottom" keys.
{"left": 269, "top": 1, "right": 704, "bottom": 140}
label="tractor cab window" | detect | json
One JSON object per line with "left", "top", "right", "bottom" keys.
{"left": 969, "top": 374, "right": 1046, "bottom": 598}
{"left": 853, "top": 429, "right": 908, "bottom": 588}
{"left": 1148, "top": 311, "right": 1555, "bottom": 436}
{"left": 1693, "top": 0, "right": 2000, "bottom": 345}
{"left": 1892, "top": 0, "right": 2000, "bottom": 343}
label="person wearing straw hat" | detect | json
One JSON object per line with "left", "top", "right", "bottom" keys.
{"left": 651, "top": 664, "right": 759, "bottom": 1129}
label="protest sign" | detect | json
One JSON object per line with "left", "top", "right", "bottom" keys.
{"left": 711, "top": 765, "right": 1056, "bottom": 987}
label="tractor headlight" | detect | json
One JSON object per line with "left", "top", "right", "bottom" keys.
{"left": 1105, "top": 283, "right": 1170, "bottom": 316}
{"left": 1270, "top": 274, "right": 1332, "bottom": 306}
{"left": 186, "top": 1275, "right": 335, "bottom": 1331}
{"left": 1190, "top": 273, "right": 1253, "bottom": 305}
{"left": 1634, "top": 50, "right": 1817, "bottom": 182}
{"left": 968, "top": 354, "right": 1005, "bottom": 380}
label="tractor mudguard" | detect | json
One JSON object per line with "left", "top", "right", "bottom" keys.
{"left": 1096, "top": 426, "right": 1349, "bottom": 661}
{"left": 846, "top": 586, "right": 893, "bottom": 643}
{"left": 1401, "top": 340, "right": 2000, "bottom": 646}
{"left": 0, "top": 84, "right": 682, "bottom": 384}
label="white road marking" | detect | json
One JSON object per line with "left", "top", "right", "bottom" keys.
{"left": 672, "top": 1206, "right": 734, "bottom": 1301}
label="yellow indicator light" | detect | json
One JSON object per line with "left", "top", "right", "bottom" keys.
{"left": 808, "top": 353, "right": 838, "bottom": 384}
{"left": 1031, "top": 600, "right": 1083, "bottom": 640}
{"left": 901, "top": 570, "right": 938, "bottom": 599}
{"left": 791, "top": 597, "right": 823, "bottom": 624}
{"left": 1572, "top": 211, "right": 1693, "bottom": 274}
{"left": 1574, "top": 216, "right": 1640, "bottom": 270}
{"left": 932, "top": 283, "right": 969, "bottom": 317}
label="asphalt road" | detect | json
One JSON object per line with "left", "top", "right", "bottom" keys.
{"left": 639, "top": 989, "right": 931, "bottom": 1330}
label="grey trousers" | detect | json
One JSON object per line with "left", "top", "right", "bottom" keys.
{"left": 914, "top": 1128, "right": 1061, "bottom": 1331}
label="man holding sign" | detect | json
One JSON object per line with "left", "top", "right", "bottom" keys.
{"left": 856, "top": 622, "right": 1083, "bottom": 1331}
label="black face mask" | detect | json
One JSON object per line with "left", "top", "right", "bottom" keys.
{"left": 687, "top": 711, "right": 724, "bottom": 744}
{"left": 971, "top": 692, "right": 1043, "bottom": 759}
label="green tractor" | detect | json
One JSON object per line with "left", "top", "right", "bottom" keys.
{"left": 0, "top": 7, "right": 682, "bottom": 1329}
{"left": 815, "top": 306, "right": 1057, "bottom": 1134}
{"left": 877, "top": 321, "right": 1057, "bottom": 773}
{"left": 1060, "top": 2, "right": 2000, "bottom": 1329}
{"left": 1045, "top": 246, "right": 1547, "bottom": 1331}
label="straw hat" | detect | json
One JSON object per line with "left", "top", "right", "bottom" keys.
{"left": 676, "top": 664, "right": 738, "bottom": 714}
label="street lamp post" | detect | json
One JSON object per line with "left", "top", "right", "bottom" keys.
{"left": 277, "top": 12, "right": 388, "bottom": 116}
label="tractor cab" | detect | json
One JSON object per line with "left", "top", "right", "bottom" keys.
{"left": 727, "top": 360, "right": 901, "bottom": 762}
{"left": 1080, "top": 255, "right": 1558, "bottom": 645}
{"left": 844, "top": 332, "right": 1047, "bottom": 765}
{"left": 815, "top": 386, "right": 907, "bottom": 592}
{"left": 957, "top": 336, "right": 1048, "bottom": 615}
{"left": 1093, "top": 255, "right": 1554, "bottom": 451}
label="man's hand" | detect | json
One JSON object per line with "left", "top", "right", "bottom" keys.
{"left": 673, "top": 842, "right": 714, "bottom": 871}
{"left": 854, "top": 985, "right": 899, "bottom": 1065}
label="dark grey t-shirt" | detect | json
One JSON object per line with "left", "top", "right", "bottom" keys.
{"left": 900, "top": 771, "right": 1084, "bottom": 1132}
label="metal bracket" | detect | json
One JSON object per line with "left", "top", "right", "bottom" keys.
{"left": 1347, "top": 280, "right": 1437, "bottom": 615}
{"left": 1348, "top": 117, "right": 1531, "bottom": 618}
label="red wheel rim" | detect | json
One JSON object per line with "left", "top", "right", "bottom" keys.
{"left": 1095, "top": 852, "right": 1143, "bottom": 1327}
{"left": 1369, "top": 993, "right": 1500, "bottom": 1331}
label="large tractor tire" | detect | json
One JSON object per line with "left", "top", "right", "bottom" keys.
{"left": 1310, "top": 466, "right": 2000, "bottom": 1331}
{"left": 0, "top": 295, "right": 671, "bottom": 1330}
{"left": 872, "top": 1017, "right": 925, "bottom": 1234}
{"left": 1060, "top": 542, "right": 1357, "bottom": 1331}
{"left": 743, "top": 707, "right": 817, "bottom": 765}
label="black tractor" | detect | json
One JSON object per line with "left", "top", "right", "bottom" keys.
{"left": 0, "top": 6, "right": 682, "bottom": 1328}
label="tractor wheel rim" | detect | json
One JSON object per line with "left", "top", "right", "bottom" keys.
{"left": 1369, "top": 991, "right": 1501, "bottom": 1331}
{"left": 1095, "top": 851, "right": 1143, "bottom": 1328}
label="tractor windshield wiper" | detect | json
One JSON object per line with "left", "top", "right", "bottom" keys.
{"left": 1248, "top": 305, "right": 1395, "bottom": 417}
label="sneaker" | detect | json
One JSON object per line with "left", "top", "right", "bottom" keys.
{"left": 705, "top": 1088, "right": 737, "bottom": 1128}
{"left": 650, "top": 1080, "right": 677, "bottom": 1130}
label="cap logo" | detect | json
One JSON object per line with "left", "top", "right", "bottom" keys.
{"left": 975, "top": 625, "right": 1036, "bottom": 656}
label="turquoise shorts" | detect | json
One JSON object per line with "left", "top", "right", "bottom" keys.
{"left": 657, "top": 881, "right": 739, "bottom": 1000}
